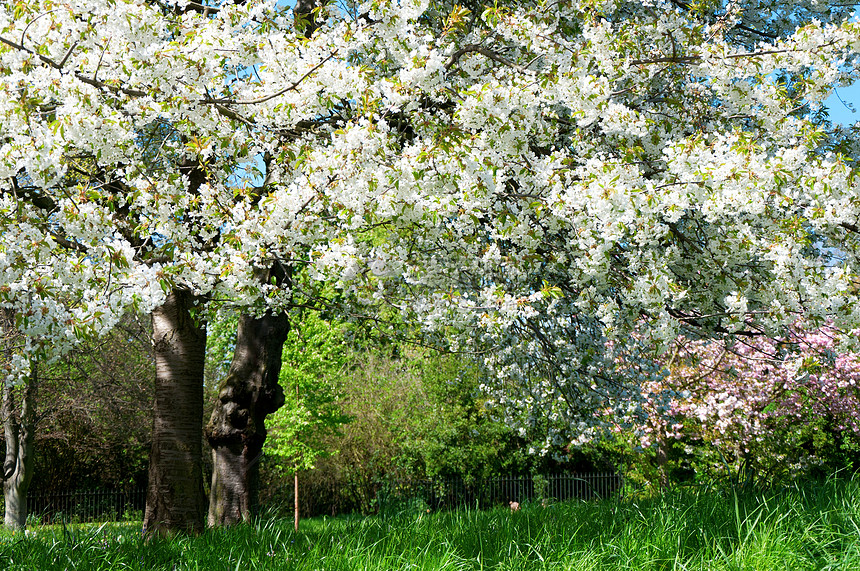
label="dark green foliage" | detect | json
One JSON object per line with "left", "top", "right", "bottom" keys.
{"left": 598, "top": 420, "right": 860, "bottom": 495}
{"left": 24, "top": 314, "right": 153, "bottom": 494}
{"left": 398, "top": 352, "right": 532, "bottom": 481}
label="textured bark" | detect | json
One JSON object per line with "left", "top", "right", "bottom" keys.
{"left": 205, "top": 308, "right": 289, "bottom": 526}
{"left": 144, "top": 288, "right": 208, "bottom": 536}
{"left": 198, "top": 3, "right": 313, "bottom": 528}
{"left": 3, "top": 365, "right": 36, "bottom": 530}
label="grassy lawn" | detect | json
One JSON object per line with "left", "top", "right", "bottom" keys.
{"left": 1, "top": 478, "right": 858, "bottom": 570}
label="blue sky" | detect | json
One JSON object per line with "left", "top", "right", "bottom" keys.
{"left": 811, "top": 5, "right": 859, "bottom": 126}
{"left": 826, "top": 82, "right": 860, "bottom": 126}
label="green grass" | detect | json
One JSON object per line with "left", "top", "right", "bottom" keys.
{"left": 1, "top": 478, "right": 859, "bottom": 570}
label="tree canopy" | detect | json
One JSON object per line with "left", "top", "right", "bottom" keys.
{"left": 2, "top": 0, "right": 860, "bottom": 450}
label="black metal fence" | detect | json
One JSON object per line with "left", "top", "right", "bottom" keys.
{"left": 380, "top": 472, "right": 624, "bottom": 512}
{"left": 5, "top": 488, "right": 147, "bottom": 524}
{"left": 6, "top": 473, "right": 621, "bottom": 524}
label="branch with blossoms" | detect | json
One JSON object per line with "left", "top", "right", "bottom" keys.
{"left": 445, "top": 44, "right": 537, "bottom": 74}
{"left": 0, "top": 31, "right": 337, "bottom": 128}
{"left": 623, "top": 323, "right": 860, "bottom": 485}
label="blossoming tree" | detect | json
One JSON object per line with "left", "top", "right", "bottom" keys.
{"left": 619, "top": 326, "right": 860, "bottom": 487}
{"left": 3, "top": 0, "right": 860, "bottom": 533}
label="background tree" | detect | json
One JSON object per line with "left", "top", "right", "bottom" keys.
{"left": 620, "top": 325, "right": 860, "bottom": 488}
{"left": 33, "top": 312, "right": 153, "bottom": 494}
{"left": 1, "top": 309, "right": 153, "bottom": 528}
{"left": 264, "top": 311, "right": 350, "bottom": 529}
{"left": 397, "top": 351, "right": 587, "bottom": 483}
{"left": 1, "top": 310, "right": 36, "bottom": 529}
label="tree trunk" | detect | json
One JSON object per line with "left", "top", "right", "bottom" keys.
{"left": 144, "top": 288, "right": 208, "bottom": 536}
{"left": 3, "top": 364, "right": 36, "bottom": 530}
{"left": 205, "top": 307, "right": 289, "bottom": 526}
{"left": 294, "top": 471, "right": 299, "bottom": 531}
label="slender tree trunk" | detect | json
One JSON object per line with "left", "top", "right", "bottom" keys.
{"left": 205, "top": 307, "right": 289, "bottom": 526}
{"left": 294, "top": 471, "right": 299, "bottom": 531}
{"left": 294, "top": 381, "right": 300, "bottom": 531}
{"left": 3, "top": 364, "right": 36, "bottom": 530}
{"left": 144, "top": 288, "right": 208, "bottom": 536}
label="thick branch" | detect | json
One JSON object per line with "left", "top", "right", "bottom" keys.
{"left": 841, "top": 221, "right": 860, "bottom": 234}
{"left": 0, "top": 36, "right": 333, "bottom": 108}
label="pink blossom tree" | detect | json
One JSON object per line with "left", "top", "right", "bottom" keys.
{"left": 631, "top": 326, "right": 860, "bottom": 486}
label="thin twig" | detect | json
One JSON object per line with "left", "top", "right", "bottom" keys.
{"left": 205, "top": 51, "right": 337, "bottom": 105}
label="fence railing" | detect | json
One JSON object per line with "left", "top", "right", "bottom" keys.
{"left": 380, "top": 472, "right": 624, "bottom": 512}
{"left": 7, "top": 473, "right": 621, "bottom": 524}
{"left": 5, "top": 488, "right": 147, "bottom": 524}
